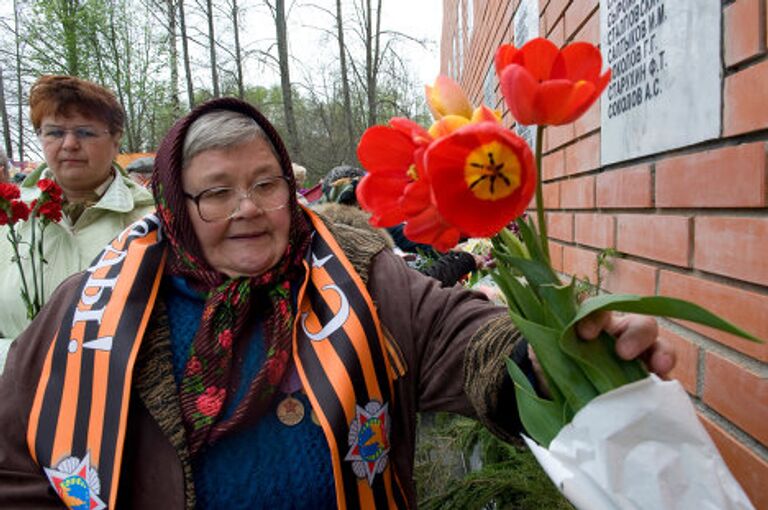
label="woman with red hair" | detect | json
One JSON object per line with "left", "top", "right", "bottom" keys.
{"left": 0, "top": 76, "right": 154, "bottom": 370}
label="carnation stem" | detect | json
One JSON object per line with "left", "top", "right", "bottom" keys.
{"left": 533, "top": 125, "right": 549, "bottom": 261}
{"left": 38, "top": 224, "right": 46, "bottom": 308}
{"left": 7, "top": 227, "right": 34, "bottom": 319}
{"left": 29, "top": 213, "right": 40, "bottom": 315}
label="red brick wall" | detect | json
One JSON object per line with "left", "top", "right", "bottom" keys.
{"left": 441, "top": 1, "right": 768, "bottom": 507}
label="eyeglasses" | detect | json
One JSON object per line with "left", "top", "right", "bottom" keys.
{"left": 37, "top": 127, "right": 111, "bottom": 145}
{"left": 184, "top": 175, "right": 291, "bottom": 222}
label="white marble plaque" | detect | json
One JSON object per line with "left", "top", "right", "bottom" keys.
{"left": 600, "top": 0, "right": 721, "bottom": 164}
{"left": 513, "top": 0, "right": 540, "bottom": 152}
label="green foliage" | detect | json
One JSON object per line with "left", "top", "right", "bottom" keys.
{"left": 415, "top": 413, "right": 572, "bottom": 510}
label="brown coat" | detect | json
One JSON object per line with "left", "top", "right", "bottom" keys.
{"left": 0, "top": 221, "right": 522, "bottom": 509}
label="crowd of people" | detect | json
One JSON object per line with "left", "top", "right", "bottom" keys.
{"left": 0, "top": 76, "right": 673, "bottom": 509}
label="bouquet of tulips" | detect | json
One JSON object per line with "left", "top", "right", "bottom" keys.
{"left": 356, "top": 38, "right": 759, "bottom": 509}
{"left": 0, "top": 179, "right": 63, "bottom": 320}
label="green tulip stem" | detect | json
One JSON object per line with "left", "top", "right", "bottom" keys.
{"left": 533, "top": 125, "right": 549, "bottom": 261}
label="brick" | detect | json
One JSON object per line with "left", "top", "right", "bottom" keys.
{"left": 562, "top": 245, "right": 597, "bottom": 283}
{"left": 724, "top": 0, "right": 762, "bottom": 67}
{"left": 574, "top": 213, "right": 614, "bottom": 249}
{"left": 549, "top": 241, "right": 564, "bottom": 272}
{"left": 656, "top": 143, "right": 766, "bottom": 208}
{"left": 694, "top": 217, "right": 768, "bottom": 287}
{"left": 658, "top": 328, "right": 698, "bottom": 394}
{"left": 547, "top": 212, "right": 573, "bottom": 241}
{"left": 546, "top": 123, "right": 574, "bottom": 151}
{"left": 602, "top": 257, "right": 657, "bottom": 296}
{"left": 543, "top": 181, "right": 560, "bottom": 209}
{"left": 574, "top": 97, "right": 601, "bottom": 137}
{"left": 616, "top": 214, "right": 690, "bottom": 267}
{"left": 549, "top": 16, "right": 566, "bottom": 49}
{"left": 564, "top": 0, "right": 597, "bottom": 40}
{"left": 724, "top": 59, "right": 768, "bottom": 136}
{"left": 573, "top": 3, "right": 600, "bottom": 46}
{"left": 561, "top": 175, "right": 595, "bottom": 209}
{"left": 658, "top": 271, "right": 768, "bottom": 361}
{"left": 596, "top": 165, "right": 653, "bottom": 208}
{"left": 543, "top": 0, "right": 568, "bottom": 36}
{"left": 702, "top": 352, "right": 768, "bottom": 446}
{"left": 565, "top": 133, "right": 600, "bottom": 175}
{"left": 699, "top": 415, "right": 768, "bottom": 510}
{"left": 542, "top": 149, "right": 566, "bottom": 181}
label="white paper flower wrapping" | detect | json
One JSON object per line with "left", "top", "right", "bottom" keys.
{"left": 523, "top": 375, "right": 755, "bottom": 510}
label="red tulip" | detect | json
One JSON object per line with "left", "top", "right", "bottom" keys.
{"left": 356, "top": 118, "right": 432, "bottom": 227}
{"left": 495, "top": 38, "right": 611, "bottom": 126}
{"left": 425, "top": 121, "right": 536, "bottom": 238}
{"left": 398, "top": 170, "right": 462, "bottom": 252}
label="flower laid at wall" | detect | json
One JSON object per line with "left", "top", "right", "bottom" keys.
{"left": 356, "top": 37, "right": 760, "bottom": 510}
{"left": 0, "top": 179, "right": 63, "bottom": 320}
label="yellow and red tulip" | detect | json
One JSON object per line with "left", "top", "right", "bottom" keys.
{"left": 425, "top": 75, "right": 474, "bottom": 120}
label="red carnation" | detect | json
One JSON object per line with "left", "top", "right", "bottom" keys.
{"left": 10, "top": 200, "right": 31, "bottom": 224}
{"left": 0, "top": 183, "right": 20, "bottom": 201}
{"left": 38, "top": 200, "right": 62, "bottom": 223}
{"left": 37, "top": 179, "right": 63, "bottom": 200}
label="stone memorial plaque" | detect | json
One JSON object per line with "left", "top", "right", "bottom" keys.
{"left": 513, "top": 0, "right": 540, "bottom": 152}
{"left": 600, "top": 0, "right": 721, "bottom": 164}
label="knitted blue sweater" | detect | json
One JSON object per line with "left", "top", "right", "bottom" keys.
{"left": 164, "top": 276, "right": 336, "bottom": 510}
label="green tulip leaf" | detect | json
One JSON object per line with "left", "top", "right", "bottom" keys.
{"left": 500, "top": 256, "right": 560, "bottom": 291}
{"left": 505, "top": 358, "right": 563, "bottom": 448}
{"left": 537, "top": 281, "right": 577, "bottom": 327}
{"left": 496, "top": 227, "right": 531, "bottom": 259}
{"left": 489, "top": 268, "right": 523, "bottom": 316}
{"left": 508, "top": 311, "right": 598, "bottom": 412}
{"left": 569, "top": 294, "right": 762, "bottom": 343}
{"left": 492, "top": 269, "right": 547, "bottom": 324}
{"left": 559, "top": 328, "right": 647, "bottom": 393}
{"left": 516, "top": 217, "right": 542, "bottom": 255}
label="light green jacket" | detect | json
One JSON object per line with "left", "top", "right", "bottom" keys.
{"left": 0, "top": 165, "right": 155, "bottom": 371}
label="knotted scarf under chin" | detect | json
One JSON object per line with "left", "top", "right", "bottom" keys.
{"left": 178, "top": 266, "right": 300, "bottom": 455}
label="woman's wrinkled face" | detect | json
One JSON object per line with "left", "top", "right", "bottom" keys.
{"left": 182, "top": 137, "right": 292, "bottom": 278}
{"left": 38, "top": 112, "right": 120, "bottom": 195}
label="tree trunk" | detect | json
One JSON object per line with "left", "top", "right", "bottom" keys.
{"left": 231, "top": 0, "right": 244, "bottom": 99}
{"left": 60, "top": 0, "right": 80, "bottom": 76}
{"left": 364, "top": 0, "right": 383, "bottom": 127}
{"left": 166, "top": 0, "right": 181, "bottom": 115}
{"left": 178, "top": 0, "right": 195, "bottom": 107}
{"left": 206, "top": 0, "right": 220, "bottom": 97}
{"left": 336, "top": 0, "right": 355, "bottom": 162}
{"left": 0, "top": 67, "right": 13, "bottom": 160}
{"left": 108, "top": 6, "right": 133, "bottom": 149}
{"left": 13, "top": 0, "right": 24, "bottom": 163}
{"left": 274, "top": 0, "right": 302, "bottom": 162}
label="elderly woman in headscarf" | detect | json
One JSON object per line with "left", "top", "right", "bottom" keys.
{"left": 0, "top": 98, "right": 673, "bottom": 509}
{"left": 0, "top": 76, "right": 154, "bottom": 370}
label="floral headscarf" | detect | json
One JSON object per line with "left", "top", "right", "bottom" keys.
{"left": 152, "top": 98, "right": 312, "bottom": 455}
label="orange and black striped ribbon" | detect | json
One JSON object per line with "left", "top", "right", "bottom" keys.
{"left": 27, "top": 214, "right": 166, "bottom": 510}
{"left": 294, "top": 211, "right": 409, "bottom": 509}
